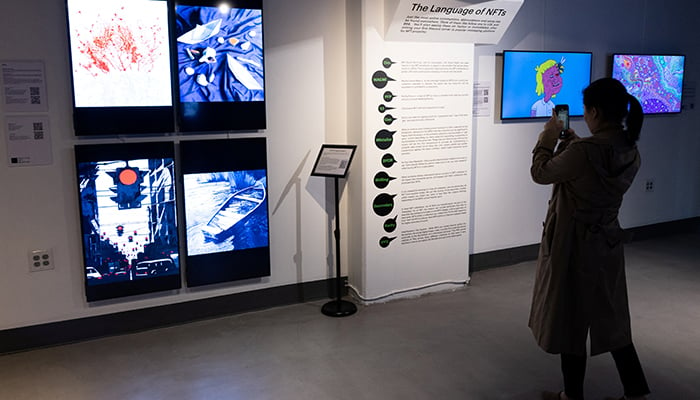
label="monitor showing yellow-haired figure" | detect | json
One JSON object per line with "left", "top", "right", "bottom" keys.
{"left": 501, "top": 51, "right": 591, "bottom": 120}
{"left": 531, "top": 58, "right": 565, "bottom": 117}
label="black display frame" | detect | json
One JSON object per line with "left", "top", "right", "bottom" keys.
{"left": 65, "top": 0, "right": 178, "bottom": 136}
{"left": 173, "top": 0, "right": 266, "bottom": 133}
{"left": 74, "top": 141, "right": 182, "bottom": 302}
{"left": 180, "top": 137, "right": 271, "bottom": 287}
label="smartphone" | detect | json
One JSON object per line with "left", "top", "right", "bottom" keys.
{"left": 554, "top": 104, "right": 569, "bottom": 139}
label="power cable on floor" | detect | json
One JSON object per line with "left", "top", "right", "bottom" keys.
{"left": 346, "top": 279, "right": 469, "bottom": 303}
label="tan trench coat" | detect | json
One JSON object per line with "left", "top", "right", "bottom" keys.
{"left": 529, "top": 126, "right": 640, "bottom": 356}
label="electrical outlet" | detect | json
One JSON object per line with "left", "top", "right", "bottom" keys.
{"left": 29, "top": 249, "right": 54, "bottom": 272}
{"left": 644, "top": 179, "right": 654, "bottom": 193}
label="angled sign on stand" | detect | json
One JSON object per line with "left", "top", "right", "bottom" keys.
{"left": 311, "top": 144, "right": 358, "bottom": 317}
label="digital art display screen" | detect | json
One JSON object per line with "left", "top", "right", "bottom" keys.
{"left": 180, "top": 138, "right": 270, "bottom": 287}
{"left": 183, "top": 169, "right": 268, "bottom": 257}
{"left": 174, "top": 0, "right": 266, "bottom": 132}
{"left": 75, "top": 142, "right": 181, "bottom": 301}
{"left": 612, "top": 54, "right": 685, "bottom": 114}
{"left": 66, "top": 0, "right": 175, "bottom": 135}
{"left": 501, "top": 51, "right": 592, "bottom": 120}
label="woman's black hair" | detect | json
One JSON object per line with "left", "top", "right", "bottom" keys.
{"left": 583, "top": 77, "right": 643, "bottom": 143}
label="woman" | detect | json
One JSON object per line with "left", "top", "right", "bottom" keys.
{"left": 529, "top": 78, "right": 650, "bottom": 400}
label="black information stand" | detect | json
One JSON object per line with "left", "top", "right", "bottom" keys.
{"left": 311, "top": 144, "right": 357, "bottom": 317}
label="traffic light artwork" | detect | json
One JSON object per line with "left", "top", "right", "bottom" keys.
{"left": 75, "top": 142, "right": 181, "bottom": 302}
{"left": 108, "top": 166, "right": 147, "bottom": 209}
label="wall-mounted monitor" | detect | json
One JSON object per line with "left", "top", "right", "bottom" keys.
{"left": 174, "top": 0, "right": 266, "bottom": 132}
{"left": 180, "top": 138, "right": 270, "bottom": 287}
{"left": 611, "top": 54, "right": 685, "bottom": 114}
{"left": 75, "top": 142, "right": 181, "bottom": 302}
{"left": 501, "top": 50, "right": 592, "bottom": 120}
{"left": 66, "top": 0, "right": 176, "bottom": 135}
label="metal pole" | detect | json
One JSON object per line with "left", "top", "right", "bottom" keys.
{"left": 321, "top": 177, "right": 357, "bottom": 317}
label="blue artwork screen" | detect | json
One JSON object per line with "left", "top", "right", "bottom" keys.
{"left": 75, "top": 142, "right": 181, "bottom": 301}
{"left": 501, "top": 51, "right": 592, "bottom": 119}
{"left": 183, "top": 169, "right": 268, "bottom": 257}
{"left": 173, "top": 0, "right": 266, "bottom": 132}
{"left": 612, "top": 54, "right": 685, "bottom": 114}
{"left": 175, "top": 5, "right": 264, "bottom": 103}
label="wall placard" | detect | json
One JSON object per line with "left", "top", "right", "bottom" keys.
{"left": 1, "top": 60, "right": 49, "bottom": 113}
{"left": 384, "top": 0, "right": 523, "bottom": 43}
{"left": 5, "top": 115, "right": 52, "bottom": 167}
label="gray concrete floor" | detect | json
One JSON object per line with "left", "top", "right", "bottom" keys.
{"left": 1, "top": 233, "right": 698, "bottom": 400}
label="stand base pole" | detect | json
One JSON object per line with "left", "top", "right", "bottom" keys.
{"left": 321, "top": 299, "right": 357, "bottom": 317}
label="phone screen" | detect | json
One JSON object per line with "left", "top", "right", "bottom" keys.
{"left": 557, "top": 108, "right": 569, "bottom": 130}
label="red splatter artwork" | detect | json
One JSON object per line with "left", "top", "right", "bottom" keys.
{"left": 76, "top": 10, "right": 164, "bottom": 76}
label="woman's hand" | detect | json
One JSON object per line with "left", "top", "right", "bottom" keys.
{"left": 543, "top": 110, "right": 564, "bottom": 135}
{"left": 559, "top": 128, "right": 578, "bottom": 142}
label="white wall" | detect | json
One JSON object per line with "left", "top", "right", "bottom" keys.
{"left": 0, "top": 0, "right": 698, "bottom": 330}
{"left": 470, "top": 0, "right": 700, "bottom": 253}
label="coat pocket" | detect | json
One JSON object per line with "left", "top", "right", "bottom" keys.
{"left": 541, "top": 212, "right": 557, "bottom": 256}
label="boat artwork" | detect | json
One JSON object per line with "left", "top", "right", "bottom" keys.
{"left": 201, "top": 184, "right": 266, "bottom": 242}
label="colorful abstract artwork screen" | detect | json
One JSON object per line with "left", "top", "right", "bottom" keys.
{"left": 75, "top": 142, "right": 181, "bottom": 301}
{"left": 180, "top": 138, "right": 270, "bottom": 287}
{"left": 501, "top": 51, "right": 592, "bottom": 120}
{"left": 174, "top": 0, "right": 266, "bottom": 132}
{"left": 66, "top": 0, "right": 175, "bottom": 135}
{"left": 612, "top": 54, "right": 685, "bottom": 114}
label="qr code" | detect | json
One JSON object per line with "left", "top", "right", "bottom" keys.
{"left": 339, "top": 160, "right": 348, "bottom": 169}
{"left": 33, "top": 122, "right": 44, "bottom": 140}
{"left": 30, "top": 86, "right": 41, "bottom": 104}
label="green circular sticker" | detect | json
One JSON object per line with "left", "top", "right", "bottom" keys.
{"left": 374, "top": 130, "right": 395, "bottom": 150}
{"left": 372, "top": 193, "right": 396, "bottom": 216}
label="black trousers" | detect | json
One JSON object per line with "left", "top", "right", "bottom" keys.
{"left": 561, "top": 343, "right": 650, "bottom": 400}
